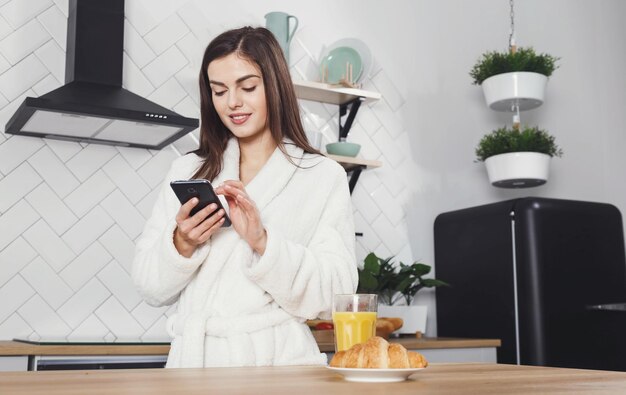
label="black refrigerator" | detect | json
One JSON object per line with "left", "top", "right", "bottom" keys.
{"left": 434, "top": 197, "right": 626, "bottom": 371}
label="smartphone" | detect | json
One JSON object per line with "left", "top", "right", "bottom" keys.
{"left": 170, "top": 179, "right": 231, "bottom": 227}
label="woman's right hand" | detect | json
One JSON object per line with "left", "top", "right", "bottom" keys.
{"left": 173, "top": 198, "right": 226, "bottom": 258}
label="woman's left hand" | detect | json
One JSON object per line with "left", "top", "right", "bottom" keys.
{"left": 215, "top": 180, "right": 267, "bottom": 255}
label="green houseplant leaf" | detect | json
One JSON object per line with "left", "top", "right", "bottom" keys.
{"left": 475, "top": 126, "right": 563, "bottom": 162}
{"left": 470, "top": 47, "right": 560, "bottom": 85}
{"left": 356, "top": 253, "right": 449, "bottom": 306}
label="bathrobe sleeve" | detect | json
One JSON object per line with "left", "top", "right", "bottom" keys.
{"left": 243, "top": 164, "right": 358, "bottom": 320}
{"left": 131, "top": 156, "right": 212, "bottom": 307}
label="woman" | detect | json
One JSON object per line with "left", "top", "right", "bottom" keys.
{"left": 132, "top": 26, "right": 358, "bottom": 368}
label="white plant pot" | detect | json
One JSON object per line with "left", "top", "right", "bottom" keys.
{"left": 484, "top": 152, "right": 551, "bottom": 188}
{"left": 481, "top": 72, "right": 548, "bottom": 112}
{"left": 377, "top": 305, "right": 427, "bottom": 334}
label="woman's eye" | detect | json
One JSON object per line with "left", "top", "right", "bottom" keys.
{"left": 242, "top": 86, "right": 256, "bottom": 92}
{"left": 213, "top": 91, "right": 226, "bottom": 97}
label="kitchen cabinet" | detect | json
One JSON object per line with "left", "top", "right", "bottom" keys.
{"left": 293, "top": 80, "right": 382, "bottom": 193}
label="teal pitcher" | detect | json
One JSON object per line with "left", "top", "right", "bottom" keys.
{"left": 264, "top": 11, "right": 298, "bottom": 64}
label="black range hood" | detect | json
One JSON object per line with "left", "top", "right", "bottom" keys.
{"left": 5, "top": 0, "right": 198, "bottom": 150}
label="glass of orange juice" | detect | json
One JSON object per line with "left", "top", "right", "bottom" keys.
{"left": 332, "top": 294, "right": 378, "bottom": 352}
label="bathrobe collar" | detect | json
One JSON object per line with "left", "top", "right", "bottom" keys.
{"left": 214, "top": 137, "right": 304, "bottom": 211}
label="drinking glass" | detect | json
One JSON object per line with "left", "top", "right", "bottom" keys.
{"left": 332, "top": 294, "right": 378, "bottom": 352}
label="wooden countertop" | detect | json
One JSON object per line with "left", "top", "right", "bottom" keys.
{"left": 0, "top": 337, "right": 500, "bottom": 356}
{"left": 1, "top": 363, "right": 626, "bottom": 394}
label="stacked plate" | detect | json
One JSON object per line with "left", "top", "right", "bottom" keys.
{"left": 319, "top": 38, "right": 372, "bottom": 85}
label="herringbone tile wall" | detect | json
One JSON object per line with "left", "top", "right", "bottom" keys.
{"left": 0, "top": 0, "right": 415, "bottom": 341}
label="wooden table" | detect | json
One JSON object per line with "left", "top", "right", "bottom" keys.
{"left": 1, "top": 363, "right": 626, "bottom": 394}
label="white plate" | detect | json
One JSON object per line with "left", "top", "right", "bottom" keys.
{"left": 319, "top": 38, "right": 372, "bottom": 84}
{"left": 326, "top": 366, "right": 425, "bottom": 383}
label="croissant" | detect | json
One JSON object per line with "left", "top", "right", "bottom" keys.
{"left": 329, "top": 336, "right": 428, "bottom": 369}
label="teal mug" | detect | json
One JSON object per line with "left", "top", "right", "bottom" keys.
{"left": 264, "top": 11, "right": 299, "bottom": 64}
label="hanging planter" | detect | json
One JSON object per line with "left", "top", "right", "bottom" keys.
{"left": 476, "top": 126, "right": 563, "bottom": 189}
{"left": 470, "top": 47, "right": 559, "bottom": 112}
{"left": 485, "top": 152, "right": 550, "bottom": 188}
{"left": 481, "top": 71, "right": 547, "bottom": 111}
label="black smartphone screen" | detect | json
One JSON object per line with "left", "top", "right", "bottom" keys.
{"left": 169, "top": 180, "right": 231, "bottom": 227}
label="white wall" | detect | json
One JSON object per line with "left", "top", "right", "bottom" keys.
{"left": 0, "top": 0, "right": 625, "bottom": 341}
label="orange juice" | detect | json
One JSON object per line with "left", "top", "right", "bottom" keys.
{"left": 332, "top": 311, "right": 377, "bottom": 352}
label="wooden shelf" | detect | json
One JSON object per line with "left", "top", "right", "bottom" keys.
{"left": 327, "top": 154, "right": 382, "bottom": 172}
{"left": 293, "top": 80, "right": 381, "bottom": 105}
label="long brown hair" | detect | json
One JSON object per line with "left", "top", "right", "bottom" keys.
{"left": 193, "top": 26, "right": 319, "bottom": 180}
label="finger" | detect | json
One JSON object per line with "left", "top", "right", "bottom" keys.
{"left": 192, "top": 209, "right": 224, "bottom": 236}
{"left": 176, "top": 197, "right": 199, "bottom": 223}
{"left": 222, "top": 180, "right": 245, "bottom": 190}
{"left": 186, "top": 203, "right": 218, "bottom": 228}
{"left": 236, "top": 193, "right": 257, "bottom": 215}
{"left": 198, "top": 217, "right": 226, "bottom": 243}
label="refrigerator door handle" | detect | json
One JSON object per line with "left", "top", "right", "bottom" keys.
{"left": 586, "top": 303, "right": 626, "bottom": 311}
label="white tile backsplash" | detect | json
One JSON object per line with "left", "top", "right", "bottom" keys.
{"left": 63, "top": 170, "right": 116, "bottom": 217}
{"left": 351, "top": 183, "right": 381, "bottom": 224}
{"left": 43, "top": 138, "right": 82, "bottom": 162}
{"left": 32, "top": 73, "right": 61, "bottom": 96}
{"left": 22, "top": 220, "right": 75, "bottom": 272}
{"left": 115, "top": 146, "right": 153, "bottom": 170}
{"left": 61, "top": 206, "right": 114, "bottom": 254}
{"left": 122, "top": 53, "right": 155, "bottom": 97}
{"left": 142, "top": 45, "right": 187, "bottom": 88}
{"left": 102, "top": 155, "right": 151, "bottom": 204}
{"left": 0, "top": 14, "right": 11, "bottom": 41}
{"left": 0, "top": 18, "right": 49, "bottom": 65}
{"left": 97, "top": 261, "right": 142, "bottom": 311}
{"left": 137, "top": 148, "right": 177, "bottom": 188}
{"left": 18, "top": 294, "right": 71, "bottom": 339}
{"left": 0, "top": 275, "right": 35, "bottom": 323}
{"left": 98, "top": 226, "right": 136, "bottom": 273}
{"left": 0, "top": 0, "right": 52, "bottom": 29}
{"left": 67, "top": 314, "right": 109, "bottom": 341}
{"left": 0, "top": 237, "right": 37, "bottom": 287}
{"left": 21, "top": 256, "right": 73, "bottom": 309}
{"left": 28, "top": 145, "right": 80, "bottom": 197}
{"left": 123, "top": 19, "right": 156, "bottom": 69}
{"left": 34, "top": 39, "right": 64, "bottom": 82}
{"left": 124, "top": 0, "right": 158, "bottom": 36}
{"left": 148, "top": 77, "right": 187, "bottom": 110}
{"left": 95, "top": 297, "right": 144, "bottom": 340}
{"left": 59, "top": 242, "right": 112, "bottom": 291}
{"left": 144, "top": 13, "right": 188, "bottom": 55}
{"left": 0, "top": 54, "right": 47, "bottom": 100}
{"left": 65, "top": 144, "right": 118, "bottom": 182}
{"left": 0, "top": 135, "right": 44, "bottom": 174}
{"left": 0, "top": 200, "right": 39, "bottom": 251}
{"left": 174, "top": 66, "right": 200, "bottom": 106}
{"left": 0, "top": 313, "right": 33, "bottom": 340}
{"left": 36, "top": 4, "right": 66, "bottom": 50}
{"left": 141, "top": 315, "right": 169, "bottom": 341}
{"left": 25, "top": 183, "right": 77, "bottom": 234}
{"left": 132, "top": 301, "right": 168, "bottom": 330}
{"left": 0, "top": 161, "right": 42, "bottom": 213}
{"left": 371, "top": 184, "right": 405, "bottom": 226}
{"left": 57, "top": 278, "right": 110, "bottom": 329}
{"left": 100, "top": 190, "right": 146, "bottom": 239}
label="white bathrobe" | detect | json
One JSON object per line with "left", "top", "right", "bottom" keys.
{"left": 132, "top": 138, "right": 358, "bottom": 368}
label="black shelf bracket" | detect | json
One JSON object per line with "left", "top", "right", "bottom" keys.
{"left": 339, "top": 97, "right": 364, "bottom": 140}
{"left": 347, "top": 166, "right": 365, "bottom": 194}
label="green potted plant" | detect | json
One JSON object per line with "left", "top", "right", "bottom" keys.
{"left": 476, "top": 125, "right": 563, "bottom": 188}
{"left": 357, "top": 252, "right": 448, "bottom": 334}
{"left": 470, "top": 47, "right": 559, "bottom": 111}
